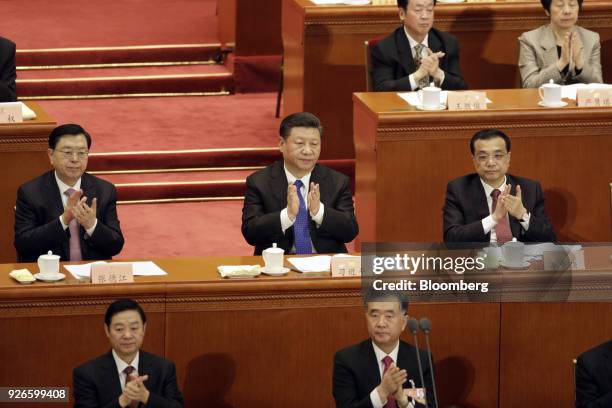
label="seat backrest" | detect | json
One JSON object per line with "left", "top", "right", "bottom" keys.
{"left": 364, "top": 38, "right": 380, "bottom": 92}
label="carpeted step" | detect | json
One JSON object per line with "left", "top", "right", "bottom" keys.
{"left": 98, "top": 169, "right": 259, "bottom": 185}
{"left": 18, "top": 64, "right": 234, "bottom": 99}
{"left": 17, "top": 44, "right": 226, "bottom": 68}
{"left": 107, "top": 159, "right": 355, "bottom": 203}
{"left": 88, "top": 148, "right": 281, "bottom": 172}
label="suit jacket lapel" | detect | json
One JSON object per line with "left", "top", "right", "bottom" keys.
{"left": 396, "top": 27, "right": 416, "bottom": 77}
{"left": 540, "top": 25, "right": 559, "bottom": 72}
{"left": 271, "top": 161, "right": 289, "bottom": 210}
{"left": 138, "top": 351, "right": 155, "bottom": 390}
{"left": 310, "top": 165, "right": 328, "bottom": 203}
{"left": 471, "top": 177, "right": 490, "bottom": 221}
{"left": 44, "top": 171, "right": 66, "bottom": 220}
{"left": 506, "top": 175, "right": 522, "bottom": 238}
{"left": 362, "top": 341, "right": 383, "bottom": 394}
{"left": 97, "top": 351, "right": 122, "bottom": 400}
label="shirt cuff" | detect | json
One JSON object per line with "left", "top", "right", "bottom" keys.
{"left": 59, "top": 215, "right": 68, "bottom": 230}
{"left": 519, "top": 211, "right": 531, "bottom": 231}
{"left": 409, "top": 74, "right": 419, "bottom": 91}
{"left": 482, "top": 215, "right": 496, "bottom": 234}
{"left": 310, "top": 203, "right": 324, "bottom": 227}
{"left": 85, "top": 219, "right": 98, "bottom": 236}
{"left": 280, "top": 208, "right": 295, "bottom": 233}
{"left": 370, "top": 388, "right": 385, "bottom": 408}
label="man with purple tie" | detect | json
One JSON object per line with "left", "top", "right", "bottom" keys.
{"left": 242, "top": 112, "right": 358, "bottom": 255}
{"left": 443, "top": 129, "right": 556, "bottom": 244}
{"left": 14, "top": 124, "right": 124, "bottom": 262}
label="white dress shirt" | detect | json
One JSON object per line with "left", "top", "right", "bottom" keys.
{"left": 480, "top": 176, "right": 530, "bottom": 243}
{"left": 279, "top": 166, "right": 325, "bottom": 252}
{"left": 369, "top": 341, "right": 414, "bottom": 408}
{"left": 111, "top": 349, "right": 140, "bottom": 392}
{"left": 55, "top": 172, "right": 97, "bottom": 236}
{"left": 404, "top": 27, "right": 445, "bottom": 90}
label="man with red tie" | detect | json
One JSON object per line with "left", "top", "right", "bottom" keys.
{"left": 333, "top": 291, "right": 433, "bottom": 408}
{"left": 73, "top": 299, "right": 184, "bottom": 408}
{"left": 443, "top": 129, "right": 556, "bottom": 244}
{"left": 14, "top": 124, "right": 123, "bottom": 262}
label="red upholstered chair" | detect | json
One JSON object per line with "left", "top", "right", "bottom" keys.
{"left": 364, "top": 38, "right": 380, "bottom": 92}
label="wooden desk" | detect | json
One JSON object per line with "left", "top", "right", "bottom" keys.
{"left": 354, "top": 89, "right": 612, "bottom": 244}
{"left": 282, "top": 0, "right": 612, "bottom": 158}
{"left": 1, "top": 254, "right": 612, "bottom": 407}
{"left": 0, "top": 103, "right": 56, "bottom": 263}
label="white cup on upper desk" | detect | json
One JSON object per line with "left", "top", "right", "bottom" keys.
{"left": 502, "top": 239, "right": 525, "bottom": 267}
{"left": 418, "top": 83, "right": 441, "bottom": 109}
{"left": 538, "top": 79, "right": 562, "bottom": 106}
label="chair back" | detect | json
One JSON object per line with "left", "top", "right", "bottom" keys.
{"left": 364, "top": 38, "right": 380, "bottom": 92}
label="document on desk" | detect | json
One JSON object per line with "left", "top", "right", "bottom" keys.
{"left": 288, "top": 256, "right": 332, "bottom": 273}
{"left": 64, "top": 261, "right": 168, "bottom": 279}
{"left": 561, "top": 83, "right": 612, "bottom": 100}
{"left": 397, "top": 91, "right": 493, "bottom": 106}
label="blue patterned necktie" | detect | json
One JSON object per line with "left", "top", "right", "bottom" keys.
{"left": 293, "top": 180, "right": 312, "bottom": 254}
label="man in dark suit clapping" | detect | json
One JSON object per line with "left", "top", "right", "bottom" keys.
{"left": 443, "top": 129, "right": 556, "bottom": 244}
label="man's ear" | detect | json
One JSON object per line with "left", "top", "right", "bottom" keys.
{"left": 398, "top": 8, "right": 406, "bottom": 21}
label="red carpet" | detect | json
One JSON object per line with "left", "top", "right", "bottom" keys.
{"left": 4, "top": 0, "right": 219, "bottom": 48}
{"left": 38, "top": 93, "right": 281, "bottom": 152}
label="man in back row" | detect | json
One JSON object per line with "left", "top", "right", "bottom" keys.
{"left": 371, "top": 0, "right": 467, "bottom": 92}
{"left": 443, "top": 129, "right": 556, "bottom": 244}
{"left": 14, "top": 124, "right": 124, "bottom": 261}
{"left": 0, "top": 36, "right": 16, "bottom": 102}
{"left": 242, "top": 112, "right": 359, "bottom": 255}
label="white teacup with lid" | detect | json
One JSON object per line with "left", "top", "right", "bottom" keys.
{"left": 262, "top": 243, "right": 284, "bottom": 274}
{"left": 38, "top": 250, "right": 60, "bottom": 277}
{"left": 418, "top": 82, "right": 442, "bottom": 109}
{"left": 502, "top": 238, "right": 525, "bottom": 267}
{"left": 538, "top": 79, "right": 562, "bottom": 106}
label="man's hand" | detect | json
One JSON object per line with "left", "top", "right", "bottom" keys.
{"left": 405, "top": 388, "right": 427, "bottom": 405}
{"left": 286, "top": 184, "right": 300, "bottom": 221}
{"left": 71, "top": 197, "right": 97, "bottom": 230}
{"left": 376, "top": 365, "right": 407, "bottom": 402}
{"left": 424, "top": 49, "right": 445, "bottom": 82}
{"left": 501, "top": 185, "right": 527, "bottom": 220}
{"left": 394, "top": 382, "right": 410, "bottom": 408}
{"left": 570, "top": 31, "right": 584, "bottom": 70}
{"left": 491, "top": 184, "right": 510, "bottom": 224}
{"left": 61, "top": 189, "right": 82, "bottom": 225}
{"left": 122, "top": 374, "right": 150, "bottom": 405}
{"left": 307, "top": 182, "right": 320, "bottom": 216}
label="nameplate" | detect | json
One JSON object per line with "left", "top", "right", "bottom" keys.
{"left": 543, "top": 249, "right": 585, "bottom": 271}
{"left": 91, "top": 263, "right": 134, "bottom": 284}
{"left": 576, "top": 88, "right": 612, "bottom": 107}
{"left": 331, "top": 255, "right": 361, "bottom": 277}
{"left": 0, "top": 102, "right": 23, "bottom": 123}
{"left": 447, "top": 91, "right": 487, "bottom": 111}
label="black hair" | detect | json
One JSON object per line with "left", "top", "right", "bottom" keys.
{"left": 279, "top": 112, "right": 323, "bottom": 139}
{"left": 104, "top": 298, "right": 147, "bottom": 327}
{"left": 540, "top": 0, "right": 582, "bottom": 12}
{"left": 470, "top": 129, "right": 512, "bottom": 155}
{"left": 48, "top": 124, "right": 92, "bottom": 149}
{"left": 363, "top": 288, "right": 409, "bottom": 313}
{"left": 397, "top": 0, "right": 437, "bottom": 10}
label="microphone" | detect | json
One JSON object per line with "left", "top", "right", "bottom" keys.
{"left": 407, "top": 318, "right": 426, "bottom": 406}
{"left": 419, "top": 318, "right": 439, "bottom": 408}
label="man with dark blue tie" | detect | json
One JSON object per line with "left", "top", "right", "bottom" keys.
{"left": 241, "top": 112, "right": 358, "bottom": 255}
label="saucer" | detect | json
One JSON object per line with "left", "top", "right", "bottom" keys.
{"left": 538, "top": 100, "right": 567, "bottom": 108}
{"left": 34, "top": 273, "right": 66, "bottom": 282}
{"left": 416, "top": 104, "right": 445, "bottom": 111}
{"left": 261, "top": 267, "right": 290, "bottom": 276}
{"left": 500, "top": 261, "right": 530, "bottom": 269}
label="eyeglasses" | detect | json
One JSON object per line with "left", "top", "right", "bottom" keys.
{"left": 55, "top": 150, "right": 89, "bottom": 159}
{"left": 475, "top": 153, "right": 508, "bottom": 163}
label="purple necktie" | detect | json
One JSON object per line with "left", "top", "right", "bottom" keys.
{"left": 293, "top": 180, "right": 312, "bottom": 254}
{"left": 64, "top": 188, "right": 82, "bottom": 261}
{"left": 382, "top": 355, "right": 397, "bottom": 407}
{"left": 491, "top": 189, "right": 513, "bottom": 244}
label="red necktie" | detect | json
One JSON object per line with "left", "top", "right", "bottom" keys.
{"left": 64, "top": 188, "right": 82, "bottom": 261}
{"left": 123, "top": 366, "right": 139, "bottom": 408}
{"left": 491, "top": 189, "right": 513, "bottom": 244}
{"left": 382, "top": 355, "right": 397, "bottom": 408}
